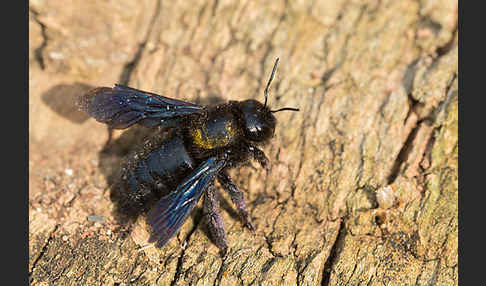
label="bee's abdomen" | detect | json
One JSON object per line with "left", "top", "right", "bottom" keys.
{"left": 118, "top": 135, "right": 194, "bottom": 214}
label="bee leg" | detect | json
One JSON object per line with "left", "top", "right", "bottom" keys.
{"left": 248, "top": 145, "right": 270, "bottom": 172}
{"left": 217, "top": 171, "right": 255, "bottom": 232}
{"left": 203, "top": 183, "right": 228, "bottom": 257}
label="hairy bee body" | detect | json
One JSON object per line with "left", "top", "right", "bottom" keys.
{"left": 117, "top": 102, "right": 256, "bottom": 216}
{"left": 79, "top": 59, "right": 298, "bottom": 255}
{"left": 118, "top": 134, "right": 195, "bottom": 215}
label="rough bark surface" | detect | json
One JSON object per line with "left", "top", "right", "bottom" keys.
{"left": 29, "top": 0, "right": 458, "bottom": 285}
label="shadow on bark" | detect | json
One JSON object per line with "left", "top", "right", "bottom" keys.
{"left": 41, "top": 82, "right": 93, "bottom": 124}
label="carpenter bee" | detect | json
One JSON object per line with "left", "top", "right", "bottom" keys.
{"left": 78, "top": 58, "right": 299, "bottom": 256}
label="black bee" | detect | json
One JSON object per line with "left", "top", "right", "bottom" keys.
{"left": 78, "top": 58, "right": 299, "bottom": 256}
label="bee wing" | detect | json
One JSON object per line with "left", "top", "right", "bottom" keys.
{"left": 146, "top": 157, "right": 226, "bottom": 248}
{"left": 78, "top": 84, "right": 203, "bottom": 129}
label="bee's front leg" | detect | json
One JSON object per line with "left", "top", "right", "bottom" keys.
{"left": 248, "top": 144, "right": 269, "bottom": 172}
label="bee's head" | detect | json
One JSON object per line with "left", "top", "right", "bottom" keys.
{"left": 239, "top": 58, "right": 299, "bottom": 143}
{"left": 239, "top": 99, "right": 276, "bottom": 142}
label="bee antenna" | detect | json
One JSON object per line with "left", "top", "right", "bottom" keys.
{"left": 264, "top": 58, "right": 279, "bottom": 108}
{"left": 270, "top": 107, "right": 300, "bottom": 113}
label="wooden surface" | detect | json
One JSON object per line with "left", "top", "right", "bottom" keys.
{"left": 29, "top": 0, "right": 458, "bottom": 285}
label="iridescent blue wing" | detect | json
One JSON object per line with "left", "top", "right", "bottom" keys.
{"left": 147, "top": 157, "right": 226, "bottom": 247}
{"left": 78, "top": 84, "right": 203, "bottom": 129}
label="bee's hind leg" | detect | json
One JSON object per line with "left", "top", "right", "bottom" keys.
{"left": 203, "top": 182, "right": 228, "bottom": 257}
{"left": 217, "top": 171, "right": 255, "bottom": 232}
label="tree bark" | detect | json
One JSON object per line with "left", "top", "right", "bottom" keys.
{"left": 29, "top": 0, "right": 458, "bottom": 285}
